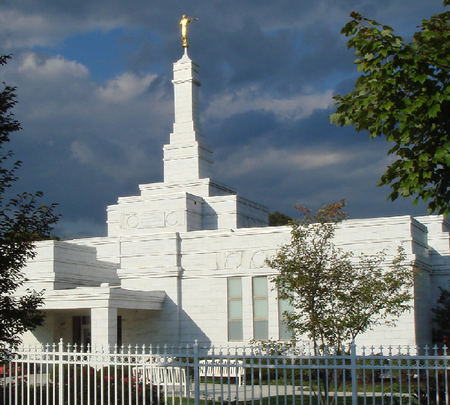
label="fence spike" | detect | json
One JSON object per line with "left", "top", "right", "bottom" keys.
{"left": 432, "top": 344, "right": 439, "bottom": 355}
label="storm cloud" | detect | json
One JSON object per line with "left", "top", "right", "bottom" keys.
{"left": 0, "top": 0, "right": 441, "bottom": 237}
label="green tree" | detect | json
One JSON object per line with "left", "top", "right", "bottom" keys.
{"left": 269, "top": 211, "right": 292, "bottom": 226}
{"left": 330, "top": 1, "right": 450, "bottom": 216}
{"left": 0, "top": 55, "right": 59, "bottom": 359}
{"left": 431, "top": 283, "right": 450, "bottom": 343}
{"left": 268, "top": 200, "right": 414, "bottom": 352}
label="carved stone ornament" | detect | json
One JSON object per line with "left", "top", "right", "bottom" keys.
{"left": 165, "top": 211, "right": 179, "bottom": 227}
{"left": 127, "top": 215, "right": 139, "bottom": 228}
{"left": 251, "top": 251, "right": 268, "bottom": 268}
{"left": 225, "top": 251, "right": 243, "bottom": 269}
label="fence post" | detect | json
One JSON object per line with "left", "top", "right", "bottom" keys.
{"left": 194, "top": 340, "right": 200, "bottom": 405}
{"left": 351, "top": 342, "right": 357, "bottom": 405}
{"left": 58, "top": 339, "right": 64, "bottom": 405}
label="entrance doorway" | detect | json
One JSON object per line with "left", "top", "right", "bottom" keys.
{"left": 72, "top": 315, "right": 122, "bottom": 347}
{"left": 73, "top": 316, "right": 91, "bottom": 347}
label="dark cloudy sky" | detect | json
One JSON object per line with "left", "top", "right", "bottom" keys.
{"left": 0, "top": 0, "right": 445, "bottom": 239}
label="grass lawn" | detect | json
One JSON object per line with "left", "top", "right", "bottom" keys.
{"left": 166, "top": 393, "right": 407, "bottom": 405}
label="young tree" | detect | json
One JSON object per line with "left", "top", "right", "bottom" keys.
{"left": 268, "top": 200, "right": 414, "bottom": 352}
{"left": 431, "top": 283, "right": 450, "bottom": 344}
{"left": 0, "top": 55, "right": 59, "bottom": 359}
{"left": 330, "top": 1, "right": 450, "bottom": 217}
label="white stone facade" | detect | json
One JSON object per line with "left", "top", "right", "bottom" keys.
{"left": 20, "top": 49, "right": 450, "bottom": 349}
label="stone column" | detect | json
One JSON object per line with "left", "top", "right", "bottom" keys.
{"left": 90, "top": 307, "right": 117, "bottom": 350}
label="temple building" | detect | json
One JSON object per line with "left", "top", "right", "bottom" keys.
{"left": 20, "top": 46, "right": 450, "bottom": 350}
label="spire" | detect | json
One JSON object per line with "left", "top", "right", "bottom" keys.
{"left": 172, "top": 50, "right": 201, "bottom": 138}
{"left": 163, "top": 40, "right": 213, "bottom": 183}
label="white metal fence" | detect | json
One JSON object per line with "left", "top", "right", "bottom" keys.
{"left": 1, "top": 340, "right": 449, "bottom": 405}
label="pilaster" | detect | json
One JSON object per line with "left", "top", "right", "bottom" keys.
{"left": 91, "top": 307, "right": 117, "bottom": 348}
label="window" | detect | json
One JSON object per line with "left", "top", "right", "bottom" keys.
{"left": 253, "top": 277, "right": 268, "bottom": 339}
{"left": 227, "top": 278, "right": 243, "bottom": 341}
{"left": 278, "top": 298, "right": 292, "bottom": 340}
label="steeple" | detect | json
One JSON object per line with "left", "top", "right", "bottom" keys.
{"left": 163, "top": 50, "right": 213, "bottom": 182}
{"left": 105, "top": 19, "right": 268, "bottom": 238}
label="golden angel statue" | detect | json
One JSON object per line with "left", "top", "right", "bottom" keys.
{"left": 180, "top": 15, "right": 198, "bottom": 48}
